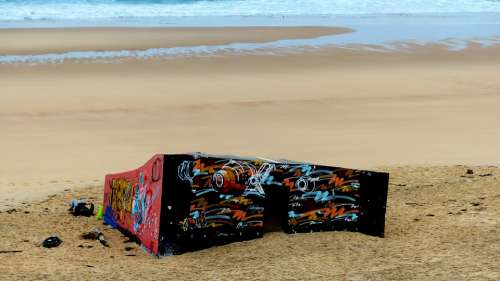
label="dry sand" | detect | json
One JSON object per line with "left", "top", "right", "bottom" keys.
{"left": 1, "top": 27, "right": 500, "bottom": 280}
{"left": 1, "top": 166, "right": 499, "bottom": 280}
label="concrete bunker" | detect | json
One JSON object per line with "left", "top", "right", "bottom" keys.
{"left": 103, "top": 153, "right": 389, "bottom": 256}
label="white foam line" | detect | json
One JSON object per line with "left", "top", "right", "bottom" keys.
{"left": 1, "top": 36, "right": 499, "bottom": 65}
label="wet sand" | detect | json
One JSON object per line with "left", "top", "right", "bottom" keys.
{"left": 0, "top": 26, "right": 351, "bottom": 55}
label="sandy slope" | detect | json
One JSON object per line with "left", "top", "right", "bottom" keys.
{"left": 1, "top": 166, "right": 499, "bottom": 280}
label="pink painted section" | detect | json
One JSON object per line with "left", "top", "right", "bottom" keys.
{"left": 103, "top": 154, "right": 164, "bottom": 255}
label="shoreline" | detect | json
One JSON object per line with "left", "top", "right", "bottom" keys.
{"left": 1, "top": 23, "right": 500, "bottom": 64}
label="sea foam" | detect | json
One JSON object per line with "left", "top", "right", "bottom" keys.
{"left": 1, "top": 0, "right": 500, "bottom": 22}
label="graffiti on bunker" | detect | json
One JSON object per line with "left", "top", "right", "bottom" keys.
{"left": 103, "top": 154, "right": 164, "bottom": 255}
{"left": 103, "top": 153, "right": 389, "bottom": 256}
{"left": 173, "top": 157, "right": 364, "bottom": 237}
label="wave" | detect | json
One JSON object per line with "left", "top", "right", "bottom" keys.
{"left": 2, "top": 0, "right": 500, "bottom": 21}
{"left": 2, "top": 31, "right": 499, "bottom": 64}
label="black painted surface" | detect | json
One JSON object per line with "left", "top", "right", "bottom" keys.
{"left": 157, "top": 153, "right": 389, "bottom": 255}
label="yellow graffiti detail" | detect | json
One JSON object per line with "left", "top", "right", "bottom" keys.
{"left": 109, "top": 178, "right": 135, "bottom": 214}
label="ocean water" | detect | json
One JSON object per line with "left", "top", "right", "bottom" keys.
{"left": 1, "top": 0, "right": 500, "bottom": 22}
{"left": 1, "top": 1, "right": 500, "bottom": 63}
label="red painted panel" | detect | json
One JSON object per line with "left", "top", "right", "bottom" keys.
{"left": 103, "top": 154, "right": 164, "bottom": 255}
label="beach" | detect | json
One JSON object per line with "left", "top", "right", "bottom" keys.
{"left": 1, "top": 15, "right": 500, "bottom": 280}
{"left": 2, "top": 27, "right": 500, "bottom": 210}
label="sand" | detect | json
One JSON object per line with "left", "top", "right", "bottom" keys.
{"left": 2, "top": 34, "right": 500, "bottom": 210}
{"left": 1, "top": 166, "right": 499, "bottom": 280}
{"left": 0, "top": 27, "right": 351, "bottom": 55}
{"left": 1, "top": 27, "right": 500, "bottom": 280}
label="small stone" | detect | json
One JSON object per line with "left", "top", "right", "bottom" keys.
{"left": 42, "top": 236, "right": 62, "bottom": 248}
{"left": 426, "top": 214, "right": 435, "bottom": 217}
{"left": 466, "top": 168, "right": 474, "bottom": 175}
